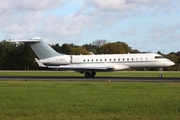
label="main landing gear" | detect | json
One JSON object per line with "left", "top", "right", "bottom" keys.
{"left": 84, "top": 71, "right": 96, "bottom": 77}
{"left": 159, "top": 68, "right": 163, "bottom": 78}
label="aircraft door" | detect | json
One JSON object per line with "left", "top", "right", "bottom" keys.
{"left": 163, "top": 59, "right": 166, "bottom": 67}
{"left": 70, "top": 55, "right": 73, "bottom": 64}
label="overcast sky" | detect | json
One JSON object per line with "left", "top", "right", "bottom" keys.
{"left": 0, "top": 0, "right": 179, "bottom": 54}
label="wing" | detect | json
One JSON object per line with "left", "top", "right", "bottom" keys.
{"left": 48, "top": 65, "right": 113, "bottom": 70}
{"left": 47, "top": 64, "right": 129, "bottom": 71}
{"left": 35, "top": 58, "right": 129, "bottom": 71}
{"left": 47, "top": 65, "right": 129, "bottom": 71}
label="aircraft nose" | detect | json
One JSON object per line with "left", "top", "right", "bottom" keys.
{"left": 165, "top": 60, "right": 175, "bottom": 67}
{"left": 170, "top": 61, "right": 175, "bottom": 66}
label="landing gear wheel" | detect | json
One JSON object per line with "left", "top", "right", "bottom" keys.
{"left": 85, "top": 72, "right": 91, "bottom": 77}
{"left": 84, "top": 71, "right": 96, "bottom": 77}
{"left": 91, "top": 71, "right": 96, "bottom": 77}
{"left": 158, "top": 68, "right": 163, "bottom": 78}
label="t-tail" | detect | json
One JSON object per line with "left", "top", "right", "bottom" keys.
{"left": 8, "top": 37, "right": 63, "bottom": 59}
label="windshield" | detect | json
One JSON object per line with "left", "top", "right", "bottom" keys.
{"left": 155, "top": 56, "right": 164, "bottom": 59}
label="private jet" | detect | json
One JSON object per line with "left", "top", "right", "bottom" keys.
{"left": 8, "top": 37, "right": 175, "bottom": 78}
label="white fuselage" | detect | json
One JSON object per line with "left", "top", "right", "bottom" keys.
{"left": 8, "top": 38, "right": 175, "bottom": 77}
{"left": 39, "top": 53, "right": 174, "bottom": 71}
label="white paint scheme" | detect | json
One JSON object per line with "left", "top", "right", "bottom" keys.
{"left": 8, "top": 37, "right": 175, "bottom": 77}
{"left": 39, "top": 54, "right": 174, "bottom": 70}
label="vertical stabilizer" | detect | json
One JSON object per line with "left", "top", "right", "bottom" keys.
{"left": 28, "top": 37, "right": 61, "bottom": 59}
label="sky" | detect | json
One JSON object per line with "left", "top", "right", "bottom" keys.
{"left": 0, "top": 0, "right": 180, "bottom": 54}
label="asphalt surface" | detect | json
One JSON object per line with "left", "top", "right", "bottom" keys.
{"left": 0, "top": 76, "right": 180, "bottom": 82}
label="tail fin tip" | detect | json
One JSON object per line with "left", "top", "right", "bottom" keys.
{"left": 32, "top": 37, "right": 41, "bottom": 40}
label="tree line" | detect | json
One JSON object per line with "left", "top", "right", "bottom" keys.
{"left": 0, "top": 39, "right": 179, "bottom": 70}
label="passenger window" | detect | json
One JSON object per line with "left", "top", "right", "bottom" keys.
{"left": 118, "top": 58, "right": 120, "bottom": 61}
{"left": 114, "top": 59, "right": 116, "bottom": 61}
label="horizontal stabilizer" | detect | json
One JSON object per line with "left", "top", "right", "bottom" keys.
{"left": 7, "top": 37, "right": 41, "bottom": 43}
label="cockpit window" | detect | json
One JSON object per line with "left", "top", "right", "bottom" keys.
{"left": 155, "top": 56, "right": 164, "bottom": 59}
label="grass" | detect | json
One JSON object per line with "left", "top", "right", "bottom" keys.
{"left": 0, "top": 71, "right": 180, "bottom": 77}
{"left": 0, "top": 81, "right": 180, "bottom": 120}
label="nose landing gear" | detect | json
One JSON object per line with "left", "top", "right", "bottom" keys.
{"left": 159, "top": 73, "right": 163, "bottom": 78}
{"left": 159, "top": 68, "right": 163, "bottom": 78}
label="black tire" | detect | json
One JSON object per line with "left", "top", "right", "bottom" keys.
{"left": 85, "top": 72, "right": 91, "bottom": 77}
{"left": 91, "top": 71, "right": 96, "bottom": 77}
{"left": 159, "top": 74, "right": 163, "bottom": 78}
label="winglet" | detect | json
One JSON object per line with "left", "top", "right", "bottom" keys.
{"left": 35, "top": 58, "right": 46, "bottom": 67}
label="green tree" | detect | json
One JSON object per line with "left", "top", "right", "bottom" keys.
{"left": 92, "top": 39, "right": 107, "bottom": 48}
{"left": 99, "top": 42, "right": 125, "bottom": 54}
{"left": 165, "top": 52, "right": 180, "bottom": 71}
{"left": 51, "top": 43, "right": 62, "bottom": 53}
{"left": 15, "top": 43, "right": 37, "bottom": 70}
{"left": 69, "top": 47, "right": 90, "bottom": 55}
{"left": 0, "top": 41, "right": 38, "bottom": 70}
{"left": 82, "top": 44, "right": 99, "bottom": 54}
{"left": 61, "top": 43, "right": 80, "bottom": 54}
{"left": 116, "top": 41, "right": 132, "bottom": 53}
{"left": 0, "top": 41, "right": 17, "bottom": 69}
{"left": 131, "top": 49, "right": 140, "bottom": 53}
